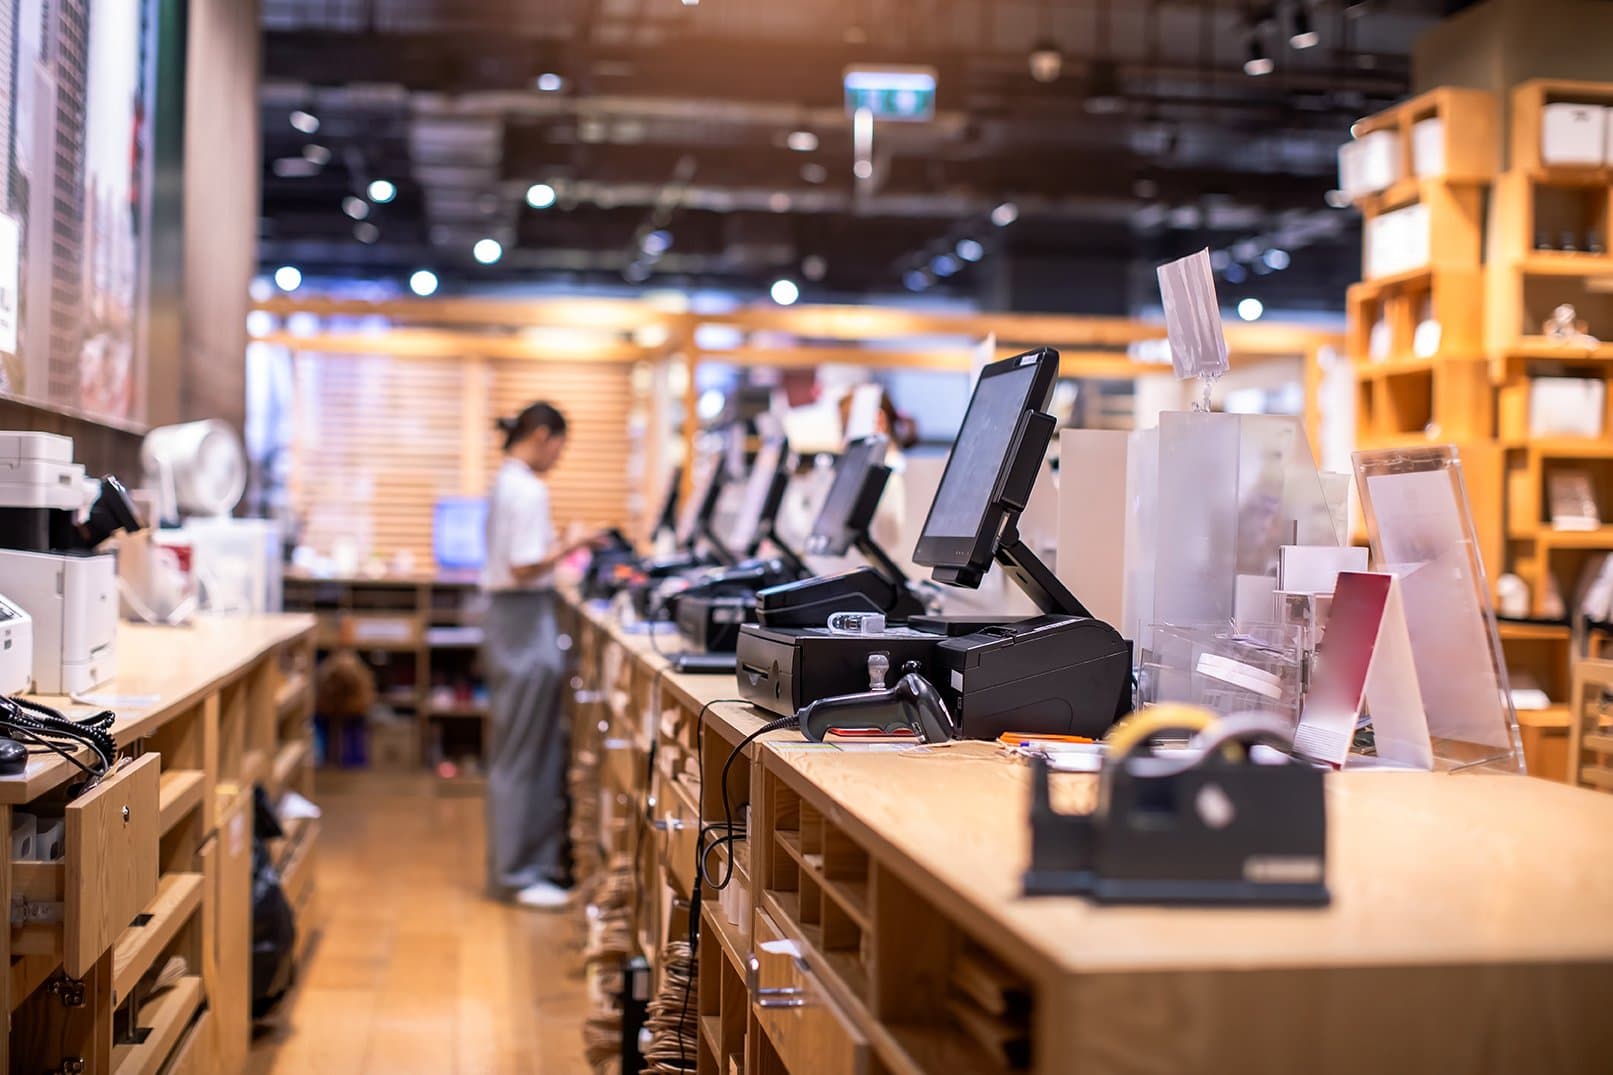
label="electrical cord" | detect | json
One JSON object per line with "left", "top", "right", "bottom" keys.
{"left": 679, "top": 696, "right": 776, "bottom": 1071}
{"left": 0, "top": 696, "right": 117, "bottom": 779}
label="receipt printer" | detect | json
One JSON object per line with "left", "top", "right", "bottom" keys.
{"left": 935, "top": 615, "right": 1132, "bottom": 740}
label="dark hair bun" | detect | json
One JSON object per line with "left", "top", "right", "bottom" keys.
{"left": 495, "top": 416, "right": 518, "bottom": 434}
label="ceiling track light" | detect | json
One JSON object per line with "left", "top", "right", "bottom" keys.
{"left": 1289, "top": 5, "right": 1319, "bottom": 49}
{"left": 1244, "top": 32, "right": 1274, "bottom": 77}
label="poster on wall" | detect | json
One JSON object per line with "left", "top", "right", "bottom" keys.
{"left": 0, "top": 0, "right": 162, "bottom": 422}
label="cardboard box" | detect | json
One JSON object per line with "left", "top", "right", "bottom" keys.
{"left": 368, "top": 718, "right": 420, "bottom": 771}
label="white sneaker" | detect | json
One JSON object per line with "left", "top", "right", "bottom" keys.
{"left": 513, "top": 881, "right": 574, "bottom": 911}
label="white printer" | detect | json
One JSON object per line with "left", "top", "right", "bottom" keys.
{"left": 0, "top": 433, "right": 142, "bottom": 695}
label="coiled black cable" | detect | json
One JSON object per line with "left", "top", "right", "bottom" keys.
{"left": 0, "top": 696, "right": 118, "bottom": 778}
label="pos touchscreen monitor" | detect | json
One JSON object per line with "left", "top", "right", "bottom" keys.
{"left": 913, "top": 347, "right": 1088, "bottom": 616}
{"left": 727, "top": 437, "right": 790, "bottom": 557}
{"left": 807, "top": 436, "right": 890, "bottom": 557}
{"left": 675, "top": 455, "right": 726, "bottom": 553}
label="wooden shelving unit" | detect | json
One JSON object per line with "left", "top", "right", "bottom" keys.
{"left": 1346, "top": 90, "right": 1497, "bottom": 454}
{"left": 283, "top": 574, "right": 490, "bottom": 783}
{"left": 1340, "top": 80, "right": 1613, "bottom": 779}
{"left": 3, "top": 617, "right": 317, "bottom": 1075}
{"left": 1486, "top": 81, "right": 1613, "bottom": 631}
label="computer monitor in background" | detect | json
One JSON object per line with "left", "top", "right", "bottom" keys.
{"left": 434, "top": 496, "right": 488, "bottom": 570}
{"left": 651, "top": 466, "right": 682, "bottom": 540}
{"left": 913, "top": 347, "right": 1089, "bottom": 616}
{"left": 727, "top": 437, "right": 791, "bottom": 559}
{"left": 807, "top": 436, "right": 889, "bottom": 557}
{"left": 675, "top": 454, "right": 730, "bottom": 559}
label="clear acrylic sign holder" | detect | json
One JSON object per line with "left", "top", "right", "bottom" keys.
{"left": 1353, "top": 445, "right": 1524, "bottom": 772}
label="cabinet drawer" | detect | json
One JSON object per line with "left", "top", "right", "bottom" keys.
{"left": 11, "top": 754, "right": 162, "bottom": 977}
{"left": 656, "top": 771, "right": 700, "bottom": 898}
{"left": 751, "top": 909, "right": 869, "bottom": 1075}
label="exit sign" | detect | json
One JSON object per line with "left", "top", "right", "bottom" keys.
{"left": 843, "top": 66, "right": 937, "bottom": 122}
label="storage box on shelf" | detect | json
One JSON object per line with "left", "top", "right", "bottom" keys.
{"left": 1346, "top": 88, "right": 1496, "bottom": 284}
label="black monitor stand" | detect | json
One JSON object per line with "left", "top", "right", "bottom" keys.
{"left": 995, "top": 524, "right": 1092, "bottom": 619}
{"left": 765, "top": 528, "right": 811, "bottom": 580}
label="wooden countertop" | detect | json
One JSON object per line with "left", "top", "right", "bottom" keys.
{"left": 0, "top": 614, "right": 315, "bottom": 804}
{"left": 569, "top": 593, "right": 1613, "bottom": 985}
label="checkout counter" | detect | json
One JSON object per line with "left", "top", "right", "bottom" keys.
{"left": 561, "top": 347, "right": 1613, "bottom": 1073}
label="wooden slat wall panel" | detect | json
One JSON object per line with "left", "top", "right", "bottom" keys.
{"left": 286, "top": 352, "right": 640, "bottom": 569}
{"left": 290, "top": 354, "right": 466, "bottom": 567}
{"left": 486, "top": 359, "right": 642, "bottom": 536}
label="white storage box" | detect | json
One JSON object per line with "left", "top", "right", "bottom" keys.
{"left": 1542, "top": 102, "right": 1606, "bottom": 166}
{"left": 1412, "top": 117, "right": 1446, "bottom": 176}
{"left": 1365, "top": 202, "right": 1430, "bottom": 279}
{"left": 1530, "top": 377, "right": 1606, "bottom": 439}
{"left": 1337, "top": 129, "right": 1402, "bottom": 200}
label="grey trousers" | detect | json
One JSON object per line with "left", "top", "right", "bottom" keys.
{"left": 483, "top": 589, "right": 569, "bottom": 893}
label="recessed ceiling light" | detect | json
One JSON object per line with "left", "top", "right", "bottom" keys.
{"left": 526, "top": 182, "right": 557, "bottom": 209}
{"left": 1237, "top": 297, "right": 1264, "bottom": 321}
{"left": 301, "top": 144, "right": 332, "bottom": 166}
{"left": 955, "top": 238, "right": 984, "bottom": 262}
{"left": 535, "top": 73, "right": 564, "bottom": 92}
{"left": 368, "top": 179, "right": 397, "bottom": 203}
{"left": 786, "top": 130, "right": 819, "bottom": 153}
{"left": 473, "top": 238, "right": 503, "bottom": 264}
{"left": 289, "top": 110, "right": 319, "bottom": 134}
{"left": 342, "top": 196, "right": 370, "bottom": 220}
{"left": 273, "top": 265, "right": 302, "bottom": 292}
{"left": 409, "top": 269, "right": 439, "bottom": 296}
{"left": 769, "top": 278, "right": 800, "bottom": 306}
{"left": 991, "top": 202, "right": 1019, "bottom": 227}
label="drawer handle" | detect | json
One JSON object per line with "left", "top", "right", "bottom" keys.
{"left": 747, "top": 954, "right": 807, "bottom": 1009}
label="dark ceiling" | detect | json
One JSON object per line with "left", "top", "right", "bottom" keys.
{"left": 257, "top": 0, "right": 1475, "bottom": 313}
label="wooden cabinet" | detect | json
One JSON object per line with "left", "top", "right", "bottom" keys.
{"left": 2, "top": 616, "right": 317, "bottom": 1075}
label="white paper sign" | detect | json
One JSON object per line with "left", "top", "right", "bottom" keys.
{"left": 1156, "top": 249, "right": 1229, "bottom": 381}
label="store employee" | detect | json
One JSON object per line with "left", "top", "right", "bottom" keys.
{"left": 483, "top": 402, "right": 599, "bottom": 910}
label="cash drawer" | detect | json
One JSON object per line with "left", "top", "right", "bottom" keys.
{"left": 11, "top": 754, "right": 161, "bottom": 976}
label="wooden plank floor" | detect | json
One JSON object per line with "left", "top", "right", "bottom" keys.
{"left": 248, "top": 772, "right": 590, "bottom": 1075}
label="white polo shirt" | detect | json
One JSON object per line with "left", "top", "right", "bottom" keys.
{"left": 483, "top": 458, "right": 555, "bottom": 592}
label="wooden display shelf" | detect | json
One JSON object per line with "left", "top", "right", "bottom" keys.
{"left": 425, "top": 704, "right": 488, "bottom": 719}
{"left": 268, "top": 740, "right": 311, "bottom": 799}
{"left": 1498, "top": 621, "right": 1571, "bottom": 642}
{"left": 274, "top": 672, "right": 310, "bottom": 717}
{"left": 1518, "top": 254, "right": 1613, "bottom": 276}
{"left": 110, "top": 975, "right": 203, "bottom": 1075}
{"left": 1502, "top": 338, "right": 1613, "bottom": 363}
{"left": 157, "top": 770, "right": 204, "bottom": 835}
{"left": 1525, "top": 526, "right": 1613, "bottom": 549}
{"left": 1349, "top": 86, "right": 1498, "bottom": 192}
{"left": 1510, "top": 80, "right": 1613, "bottom": 179}
{"left": 111, "top": 873, "right": 205, "bottom": 1005}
